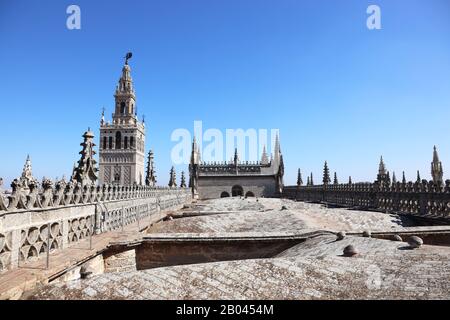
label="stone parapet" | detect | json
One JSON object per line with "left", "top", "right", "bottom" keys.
{"left": 0, "top": 186, "right": 191, "bottom": 273}
{"left": 283, "top": 180, "right": 450, "bottom": 220}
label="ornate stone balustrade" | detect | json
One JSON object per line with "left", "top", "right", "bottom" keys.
{"left": 0, "top": 184, "right": 191, "bottom": 273}
{"left": 283, "top": 180, "right": 450, "bottom": 220}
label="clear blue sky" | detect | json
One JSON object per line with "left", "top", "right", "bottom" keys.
{"left": 1, "top": 0, "right": 449, "bottom": 187}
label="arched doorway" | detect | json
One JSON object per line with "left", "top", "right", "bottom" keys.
{"left": 231, "top": 185, "right": 244, "bottom": 197}
{"left": 220, "top": 191, "right": 230, "bottom": 198}
{"left": 245, "top": 191, "right": 255, "bottom": 198}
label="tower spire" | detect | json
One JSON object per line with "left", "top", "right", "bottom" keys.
{"left": 113, "top": 53, "right": 137, "bottom": 124}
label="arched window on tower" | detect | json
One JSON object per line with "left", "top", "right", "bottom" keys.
{"left": 120, "top": 102, "right": 126, "bottom": 114}
{"left": 108, "top": 137, "right": 113, "bottom": 149}
{"left": 124, "top": 136, "right": 128, "bottom": 149}
{"left": 130, "top": 137, "right": 134, "bottom": 149}
{"left": 103, "top": 137, "right": 107, "bottom": 150}
{"left": 115, "top": 131, "right": 122, "bottom": 149}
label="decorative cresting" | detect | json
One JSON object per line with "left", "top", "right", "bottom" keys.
{"left": 0, "top": 182, "right": 188, "bottom": 212}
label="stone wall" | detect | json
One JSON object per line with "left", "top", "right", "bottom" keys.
{"left": 0, "top": 186, "right": 191, "bottom": 273}
{"left": 197, "top": 176, "right": 277, "bottom": 199}
{"left": 104, "top": 248, "right": 137, "bottom": 273}
{"left": 135, "top": 237, "right": 302, "bottom": 270}
{"left": 283, "top": 180, "right": 450, "bottom": 222}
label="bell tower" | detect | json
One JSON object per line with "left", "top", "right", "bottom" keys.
{"left": 113, "top": 58, "right": 137, "bottom": 125}
{"left": 98, "top": 53, "right": 146, "bottom": 185}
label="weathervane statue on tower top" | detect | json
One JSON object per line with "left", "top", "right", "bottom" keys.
{"left": 124, "top": 52, "right": 133, "bottom": 65}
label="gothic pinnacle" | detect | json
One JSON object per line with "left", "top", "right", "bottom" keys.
{"left": 297, "top": 168, "right": 303, "bottom": 186}
{"left": 323, "top": 161, "right": 331, "bottom": 185}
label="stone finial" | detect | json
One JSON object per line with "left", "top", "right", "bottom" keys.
{"left": 71, "top": 129, "right": 99, "bottom": 186}
{"left": 408, "top": 236, "right": 423, "bottom": 249}
{"left": 180, "top": 171, "right": 187, "bottom": 188}
{"left": 168, "top": 166, "right": 177, "bottom": 188}
{"left": 343, "top": 245, "right": 358, "bottom": 257}
{"left": 363, "top": 230, "right": 371, "bottom": 238}
{"left": 431, "top": 146, "right": 443, "bottom": 185}
{"left": 377, "top": 156, "right": 390, "bottom": 185}
{"left": 18, "top": 154, "right": 36, "bottom": 190}
{"left": 145, "top": 149, "right": 157, "bottom": 187}
{"left": 336, "top": 231, "right": 346, "bottom": 240}
{"left": 100, "top": 107, "right": 105, "bottom": 125}
{"left": 378, "top": 156, "right": 386, "bottom": 175}
{"left": 297, "top": 169, "right": 303, "bottom": 187}
{"left": 233, "top": 148, "right": 239, "bottom": 165}
{"left": 261, "top": 145, "right": 269, "bottom": 165}
{"left": 333, "top": 172, "right": 338, "bottom": 185}
{"left": 323, "top": 161, "right": 331, "bottom": 185}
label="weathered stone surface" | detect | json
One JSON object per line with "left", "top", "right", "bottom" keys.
{"left": 26, "top": 235, "right": 450, "bottom": 300}
{"left": 23, "top": 198, "right": 450, "bottom": 300}
{"left": 148, "top": 198, "right": 412, "bottom": 234}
